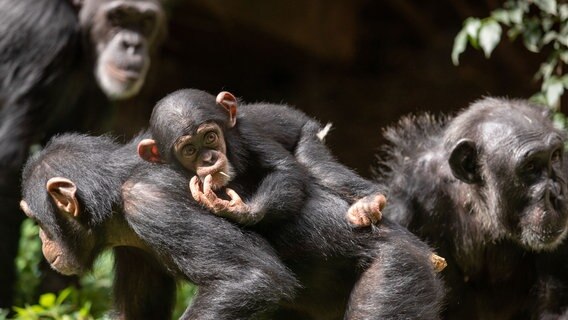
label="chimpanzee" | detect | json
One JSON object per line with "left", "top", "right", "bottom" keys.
{"left": 368, "top": 97, "right": 568, "bottom": 319}
{"left": 20, "top": 133, "right": 300, "bottom": 319}
{"left": 137, "top": 89, "right": 446, "bottom": 319}
{"left": 0, "top": 0, "right": 165, "bottom": 306}
{"left": 21, "top": 132, "right": 445, "bottom": 319}
{"left": 138, "top": 89, "right": 387, "bottom": 227}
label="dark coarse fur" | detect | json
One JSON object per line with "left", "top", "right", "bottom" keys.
{"left": 1, "top": 0, "right": 165, "bottom": 305}
{"left": 148, "top": 89, "right": 445, "bottom": 319}
{"left": 0, "top": 0, "right": 80, "bottom": 305}
{"left": 21, "top": 133, "right": 299, "bottom": 320}
{"left": 374, "top": 97, "right": 568, "bottom": 319}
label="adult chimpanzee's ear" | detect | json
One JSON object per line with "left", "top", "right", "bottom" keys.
{"left": 46, "top": 177, "right": 80, "bottom": 217}
{"left": 216, "top": 91, "right": 238, "bottom": 128}
{"left": 449, "top": 139, "right": 482, "bottom": 184}
{"left": 137, "top": 139, "right": 163, "bottom": 163}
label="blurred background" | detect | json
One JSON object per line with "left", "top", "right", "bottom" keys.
{"left": 111, "top": 0, "right": 547, "bottom": 174}
{"left": 4, "top": 0, "right": 562, "bottom": 318}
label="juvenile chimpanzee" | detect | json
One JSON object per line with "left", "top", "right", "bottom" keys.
{"left": 138, "top": 89, "right": 387, "bottom": 226}
{"left": 20, "top": 133, "right": 299, "bottom": 319}
{"left": 369, "top": 97, "right": 568, "bottom": 319}
{"left": 0, "top": 0, "right": 165, "bottom": 305}
{"left": 138, "top": 89, "right": 446, "bottom": 319}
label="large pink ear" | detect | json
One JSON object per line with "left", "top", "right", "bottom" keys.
{"left": 46, "top": 177, "right": 80, "bottom": 217}
{"left": 138, "top": 139, "right": 163, "bottom": 163}
{"left": 216, "top": 91, "right": 238, "bottom": 128}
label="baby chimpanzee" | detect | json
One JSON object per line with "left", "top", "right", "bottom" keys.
{"left": 138, "top": 89, "right": 387, "bottom": 226}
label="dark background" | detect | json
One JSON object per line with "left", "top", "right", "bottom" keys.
{"left": 109, "top": 0, "right": 544, "bottom": 177}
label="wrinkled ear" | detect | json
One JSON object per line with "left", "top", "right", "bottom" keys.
{"left": 216, "top": 91, "right": 238, "bottom": 128}
{"left": 138, "top": 139, "right": 163, "bottom": 163}
{"left": 46, "top": 177, "right": 80, "bottom": 217}
{"left": 449, "top": 139, "right": 482, "bottom": 184}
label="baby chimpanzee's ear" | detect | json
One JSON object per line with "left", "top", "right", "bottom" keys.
{"left": 137, "top": 139, "right": 163, "bottom": 163}
{"left": 216, "top": 91, "right": 238, "bottom": 128}
{"left": 46, "top": 177, "right": 80, "bottom": 217}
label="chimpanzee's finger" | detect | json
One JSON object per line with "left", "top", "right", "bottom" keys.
{"left": 189, "top": 176, "right": 202, "bottom": 202}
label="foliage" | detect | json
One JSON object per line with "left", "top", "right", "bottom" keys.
{"left": 13, "top": 219, "right": 42, "bottom": 306}
{"left": 11, "top": 288, "right": 96, "bottom": 320}
{"left": 8, "top": 218, "right": 197, "bottom": 319}
{"left": 452, "top": 0, "right": 568, "bottom": 115}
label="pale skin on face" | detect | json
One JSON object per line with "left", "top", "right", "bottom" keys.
{"left": 172, "top": 123, "right": 250, "bottom": 219}
{"left": 173, "top": 123, "right": 231, "bottom": 188}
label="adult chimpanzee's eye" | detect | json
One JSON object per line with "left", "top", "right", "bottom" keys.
{"left": 141, "top": 14, "right": 156, "bottom": 35}
{"left": 204, "top": 132, "right": 218, "bottom": 145}
{"left": 181, "top": 145, "right": 196, "bottom": 157}
{"left": 523, "top": 161, "right": 536, "bottom": 173}
{"left": 107, "top": 8, "right": 126, "bottom": 26}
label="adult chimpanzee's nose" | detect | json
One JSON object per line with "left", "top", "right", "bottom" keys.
{"left": 547, "top": 181, "right": 563, "bottom": 211}
{"left": 121, "top": 34, "right": 142, "bottom": 54}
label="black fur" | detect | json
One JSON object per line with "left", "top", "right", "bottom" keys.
{"left": 0, "top": 0, "right": 165, "bottom": 305}
{"left": 375, "top": 97, "right": 568, "bottom": 319}
{"left": 21, "top": 133, "right": 299, "bottom": 320}
{"left": 148, "top": 89, "right": 445, "bottom": 319}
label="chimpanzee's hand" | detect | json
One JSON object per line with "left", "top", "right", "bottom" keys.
{"left": 190, "top": 175, "right": 250, "bottom": 221}
{"left": 346, "top": 193, "right": 387, "bottom": 227}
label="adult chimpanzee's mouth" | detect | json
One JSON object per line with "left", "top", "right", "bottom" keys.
{"left": 106, "top": 62, "right": 141, "bottom": 82}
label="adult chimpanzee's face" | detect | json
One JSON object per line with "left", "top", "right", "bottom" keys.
{"left": 83, "top": 0, "right": 165, "bottom": 100}
{"left": 173, "top": 122, "right": 234, "bottom": 190}
{"left": 483, "top": 120, "right": 568, "bottom": 251}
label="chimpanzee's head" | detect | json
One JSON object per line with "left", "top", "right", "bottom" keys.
{"left": 78, "top": 0, "right": 166, "bottom": 100}
{"left": 446, "top": 98, "right": 568, "bottom": 251}
{"left": 19, "top": 135, "right": 122, "bottom": 275}
{"left": 138, "top": 89, "right": 241, "bottom": 190}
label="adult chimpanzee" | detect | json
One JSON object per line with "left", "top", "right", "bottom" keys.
{"left": 137, "top": 89, "right": 446, "bottom": 319}
{"left": 367, "top": 97, "right": 568, "bottom": 319}
{"left": 0, "top": 0, "right": 165, "bottom": 306}
{"left": 20, "top": 133, "right": 300, "bottom": 319}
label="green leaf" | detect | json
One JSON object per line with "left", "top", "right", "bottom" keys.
{"left": 509, "top": 7, "right": 524, "bottom": 24}
{"left": 553, "top": 112, "right": 567, "bottom": 130}
{"left": 523, "top": 21, "right": 543, "bottom": 52}
{"left": 30, "top": 305, "right": 44, "bottom": 314}
{"left": 543, "top": 77, "right": 565, "bottom": 106}
{"left": 507, "top": 25, "right": 523, "bottom": 40}
{"left": 464, "top": 18, "right": 482, "bottom": 38}
{"left": 491, "top": 9, "right": 510, "bottom": 25}
{"left": 534, "top": 0, "right": 557, "bottom": 15}
{"left": 559, "top": 4, "right": 568, "bottom": 20}
{"left": 559, "top": 24, "right": 568, "bottom": 46}
{"left": 542, "top": 31, "right": 558, "bottom": 45}
{"left": 79, "top": 301, "right": 92, "bottom": 317}
{"left": 562, "top": 74, "right": 568, "bottom": 88}
{"left": 479, "top": 19, "right": 502, "bottom": 58}
{"left": 39, "top": 293, "right": 56, "bottom": 308}
{"left": 55, "top": 287, "right": 73, "bottom": 305}
{"left": 560, "top": 51, "right": 568, "bottom": 64}
{"left": 452, "top": 29, "right": 469, "bottom": 65}
{"left": 530, "top": 92, "right": 548, "bottom": 106}
{"left": 536, "top": 60, "right": 556, "bottom": 81}
{"left": 541, "top": 17, "right": 554, "bottom": 32}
